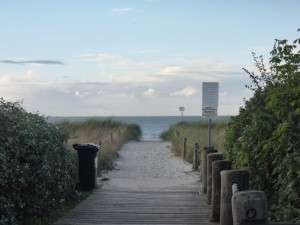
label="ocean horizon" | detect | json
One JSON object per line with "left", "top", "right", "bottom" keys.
{"left": 49, "top": 116, "right": 231, "bottom": 141}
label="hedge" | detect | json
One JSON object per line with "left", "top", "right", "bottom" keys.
{"left": 0, "top": 98, "right": 76, "bottom": 225}
{"left": 224, "top": 32, "right": 300, "bottom": 222}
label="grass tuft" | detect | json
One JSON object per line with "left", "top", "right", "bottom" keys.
{"left": 160, "top": 119, "right": 229, "bottom": 163}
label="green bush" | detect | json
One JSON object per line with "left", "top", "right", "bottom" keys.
{"left": 0, "top": 99, "right": 76, "bottom": 225}
{"left": 225, "top": 32, "right": 300, "bottom": 222}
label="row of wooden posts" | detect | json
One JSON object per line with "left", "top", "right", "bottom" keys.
{"left": 181, "top": 137, "right": 300, "bottom": 225}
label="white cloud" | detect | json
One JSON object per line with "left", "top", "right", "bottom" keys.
{"left": 120, "top": 93, "right": 134, "bottom": 98}
{"left": 78, "top": 50, "right": 247, "bottom": 84}
{"left": 74, "top": 90, "right": 89, "bottom": 98}
{"left": 0, "top": 70, "right": 42, "bottom": 85}
{"left": 170, "top": 87, "right": 199, "bottom": 97}
{"left": 162, "top": 66, "right": 184, "bottom": 74}
{"left": 143, "top": 88, "right": 156, "bottom": 97}
{"left": 0, "top": 50, "right": 253, "bottom": 116}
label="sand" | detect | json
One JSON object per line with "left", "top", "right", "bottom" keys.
{"left": 102, "top": 141, "right": 199, "bottom": 191}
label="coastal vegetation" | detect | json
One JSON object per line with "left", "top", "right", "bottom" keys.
{"left": 225, "top": 34, "right": 300, "bottom": 222}
{"left": 162, "top": 32, "right": 300, "bottom": 222}
{"left": 160, "top": 119, "right": 228, "bottom": 162}
{"left": 0, "top": 99, "right": 141, "bottom": 225}
{"left": 56, "top": 118, "right": 142, "bottom": 173}
{"left": 0, "top": 99, "right": 74, "bottom": 225}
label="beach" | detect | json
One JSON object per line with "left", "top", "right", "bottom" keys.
{"left": 102, "top": 141, "right": 199, "bottom": 191}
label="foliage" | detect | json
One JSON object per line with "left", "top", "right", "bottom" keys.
{"left": 160, "top": 119, "right": 229, "bottom": 163}
{"left": 123, "top": 124, "right": 142, "bottom": 141}
{"left": 224, "top": 32, "right": 300, "bottom": 222}
{"left": 0, "top": 98, "right": 76, "bottom": 225}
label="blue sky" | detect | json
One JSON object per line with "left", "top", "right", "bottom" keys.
{"left": 0, "top": 0, "right": 299, "bottom": 116}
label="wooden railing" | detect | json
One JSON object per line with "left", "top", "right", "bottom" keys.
{"left": 177, "top": 132, "right": 300, "bottom": 225}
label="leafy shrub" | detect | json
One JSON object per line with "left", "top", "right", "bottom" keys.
{"left": 224, "top": 32, "right": 300, "bottom": 222}
{"left": 0, "top": 99, "right": 76, "bottom": 225}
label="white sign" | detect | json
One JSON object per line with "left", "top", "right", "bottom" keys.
{"left": 202, "top": 82, "right": 219, "bottom": 117}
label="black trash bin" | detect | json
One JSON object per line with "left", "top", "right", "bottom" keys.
{"left": 73, "top": 143, "right": 100, "bottom": 191}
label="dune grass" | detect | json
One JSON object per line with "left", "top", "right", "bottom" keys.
{"left": 160, "top": 119, "right": 229, "bottom": 163}
{"left": 56, "top": 117, "right": 142, "bottom": 172}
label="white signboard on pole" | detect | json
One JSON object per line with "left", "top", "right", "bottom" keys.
{"left": 179, "top": 106, "right": 185, "bottom": 112}
{"left": 202, "top": 82, "right": 219, "bottom": 118}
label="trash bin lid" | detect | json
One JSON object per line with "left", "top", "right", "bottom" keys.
{"left": 73, "top": 143, "right": 100, "bottom": 152}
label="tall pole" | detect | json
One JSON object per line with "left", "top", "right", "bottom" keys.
{"left": 208, "top": 118, "right": 212, "bottom": 147}
{"left": 179, "top": 106, "right": 185, "bottom": 121}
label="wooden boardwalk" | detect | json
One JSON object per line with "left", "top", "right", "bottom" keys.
{"left": 54, "top": 141, "right": 218, "bottom": 225}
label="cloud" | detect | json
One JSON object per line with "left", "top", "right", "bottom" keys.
{"left": 0, "top": 60, "right": 64, "bottom": 65}
{"left": 170, "top": 87, "right": 199, "bottom": 97}
{"left": 111, "top": 7, "right": 136, "bottom": 14}
{"left": 162, "top": 66, "right": 184, "bottom": 74}
{"left": 120, "top": 92, "right": 134, "bottom": 98}
{"left": 0, "top": 70, "right": 42, "bottom": 85}
{"left": 143, "top": 88, "right": 156, "bottom": 97}
{"left": 74, "top": 90, "right": 89, "bottom": 98}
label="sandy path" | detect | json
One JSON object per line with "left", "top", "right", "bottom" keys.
{"left": 102, "top": 141, "right": 199, "bottom": 191}
{"left": 54, "top": 141, "right": 217, "bottom": 225}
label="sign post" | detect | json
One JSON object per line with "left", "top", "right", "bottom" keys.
{"left": 179, "top": 106, "right": 185, "bottom": 121}
{"left": 202, "top": 82, "right": 219, "bottom": 147}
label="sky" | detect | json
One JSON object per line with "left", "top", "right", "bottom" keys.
{"left": 0, "top": 0, "right": 299, "bottom": 117}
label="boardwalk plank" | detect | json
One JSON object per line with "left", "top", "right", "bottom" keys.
{"left": 54, "top": 142, "right": 218, "bottom": 225}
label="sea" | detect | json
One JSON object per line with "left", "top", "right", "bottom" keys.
{"left": 49, "top": 116, "right": 231, "bottom": 141}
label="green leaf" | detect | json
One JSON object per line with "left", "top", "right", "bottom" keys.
{"left": 290, "top": 100, "right": 296, "bottom": 107}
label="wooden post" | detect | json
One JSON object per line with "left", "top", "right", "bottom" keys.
{"left": 211, "top": 160, "right": 232, "bottom": 222}
{"left": 175, "top": 129, "right": 180, "bottom": 138}
{"left": 193, "top": 143, "right": 199, "bottom": 170}
{"left": 110, "top": 132, "right": 113, "bottom": 143}
{"left": 220, "top": 170, "right": 249, "bottom": 225}
{"left": 207, "top": 153, "right": 224, "bottom": 205}
{"left": 208, "top": 118, "right": 212, "bottom": 147}
{"left": 232, "top": 190, "right": 268, "bottom": 225}
{"left": 201, "top": 147, "right": 218, "bottom": 193}
{"left": 183, "top": 137, "right": 187, "bottom": 160}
